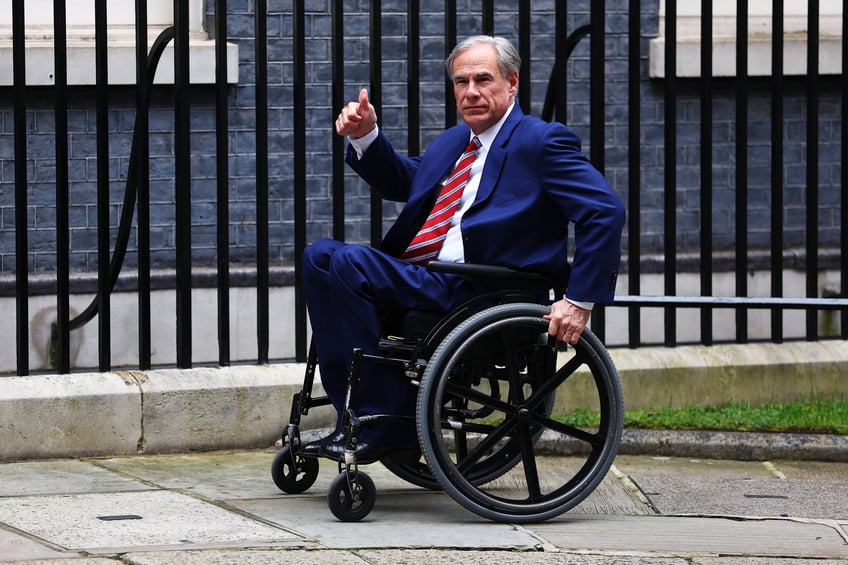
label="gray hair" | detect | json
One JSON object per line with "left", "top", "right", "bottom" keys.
{"left": 445, "top": 35, "right": 522, "bottom": 81}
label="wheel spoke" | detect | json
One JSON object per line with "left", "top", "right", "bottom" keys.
{"left": 525, "top": 411, "right": 605, "bottom": 446}
{"left": 520, "top": 348, "right": 583, "bottom": 414}
{"left": 455, "top": 417, "right": 519, "bottom": 474}
{"left": 518, "top": 422, "right": 543, "bottom": 500}
{"left": 445, "top": 380, "right": 516, "bottom": 416}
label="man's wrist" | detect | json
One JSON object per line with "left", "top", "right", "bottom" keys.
{"left": 565, "top": 297, "right": 594, "bottom": 311}
{"left": 348, "top": 125, "right": 379, "bottom": 159}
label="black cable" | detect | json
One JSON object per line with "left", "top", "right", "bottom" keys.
{"left": 70, "top": 27, "right": 175, "bottom": 331}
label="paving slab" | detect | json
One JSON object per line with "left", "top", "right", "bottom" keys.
{"left": 614, "top": 455, "right": 848, "bottom": 519}
{"left": 0, "top": 490, "right": 304, "bottom": 555}
{"left": 0, "top": 526, "right": 73, "bottom": 562}
{"left": 94, "top": 450, "right": 285, "bottom": 501}
{"left": 235, "top": 490, "right": 541, "bottom": 549}
{"left": 526, "top": 514, "right": 848, "bottom": 559}
{"left": 0, "top": 459, "right": 153, "bottom": 497}
{"left": 774, "top": 460, "right": 848, "bottom": 481}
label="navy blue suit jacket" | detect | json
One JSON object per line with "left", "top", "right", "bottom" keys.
{"left": 346, "top": 106, "right": 625, "bottom": 305}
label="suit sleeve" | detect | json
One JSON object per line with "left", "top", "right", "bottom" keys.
{"left": 540, "top": 124, "right": 625, "bottom": 304}
{"left": 345, "top": 130, "right": 422, "bottom": 203}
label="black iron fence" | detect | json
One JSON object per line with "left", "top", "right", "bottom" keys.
{"left": 1, "top": 1, "right": 846, "bottom": 376}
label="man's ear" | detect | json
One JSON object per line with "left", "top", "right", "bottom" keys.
{"left": 508, "top": 71, "right": 519, "bottom": 94}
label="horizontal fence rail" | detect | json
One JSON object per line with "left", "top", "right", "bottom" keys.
{"left": 0, "top": 1, "right": 845, "bottom": 375}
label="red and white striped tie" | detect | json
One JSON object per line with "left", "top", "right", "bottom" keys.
{"left": 400, "top": 136, "right": 481, "bottom": 265}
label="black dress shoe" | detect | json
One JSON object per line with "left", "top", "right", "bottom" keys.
{"left": 300, "top": 431, "right": 344, "bottom": 458}
{"left": 319, "top": 438, "right": 419, "bottom": 464}
{"left": 318, "top": 437, "right": 347, "bottom": 459}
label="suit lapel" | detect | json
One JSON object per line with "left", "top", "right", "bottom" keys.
{"left": 409, "top": 128, "right": 473, "bottom": 208}
{"left": 473, "top": 106, "right": 523, "bottom": 206}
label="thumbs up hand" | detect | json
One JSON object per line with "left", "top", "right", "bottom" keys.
{"left": 335, "top": 88, "right": 377, "bottom": 138}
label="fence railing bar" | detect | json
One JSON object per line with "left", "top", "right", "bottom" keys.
{"left": 805, "top": 0, "right": 820, "bottom": 340}
{"left": 614, "top": 295, "right": 848, "bottom": 309}
{"left": 443, "top": 1, "right": 456, "bottom": 130}
{"left": 95, "top": 0, "right": 112, "bottom": 372}
{"left": 517, "top": 0, "right": 531, "bottom": 114}
{"left": 407, "top": 0, "right": 420, "bottom": 156}
{"left": 369, "top": 0, "right": 384, "bottom": 248}
{"left": 770, "top": 0, "right": 785, "bottom": 342}
{"left": 699, "top": 0, "right": 714, "bottom": 345}
{"left": 590, "top": 0, "right": 607, "bottom": 342}
{"left": 332, "top": 0, "right": 346, "bottom": 242}
{"left": 54, "top": 0, "right": 71, "bottom": 373}
{"left": 552, "top": 4, "right": 569, "bottom": 124}
{"left": 627, "top": 0, "right": 641, "bottom": 348}
{"left": 662, "top": 0, "right": 677, "bottom": 346}
{"left": 136, "top": 0, "right": 152, "bottom": 370}
{"left": 590, "top": 0, "right": 606, "bottom": 175}
{"left": 735, "top": 0, "right": 749, "bottom": 344}
{"left": 293, "top": 0, "right": 308, "bottom": 362}
{"left": 13, "top": 0, "right": 29, "bottom": 376}
{"left": 174, "top": 0, "right": 192, "bottom": 368}
{"left": 842, "top": 0, "right": 848, "bottom": 339}
{"left": 214, "top": 0, "right": 230, "bottom": 366}
{"left": 482, "top": 0, "right": 494, "bottom": 35}
{"left": 255, "top": 0, "right": 270, "bottom": 363}
{"left": 444, "top": 0, "right": 457, "bottom": 129}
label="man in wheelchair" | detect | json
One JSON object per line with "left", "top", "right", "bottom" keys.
{"left": 301, "top": 35, "right": 625, "bottom": 464}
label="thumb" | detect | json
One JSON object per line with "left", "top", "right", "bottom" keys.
{"left": 358, "top": 88, "right": 370, "bottom": 113}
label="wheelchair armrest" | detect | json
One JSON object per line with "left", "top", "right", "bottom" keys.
{"left": 427, "top": 261, "right": 561, "bottom": 294}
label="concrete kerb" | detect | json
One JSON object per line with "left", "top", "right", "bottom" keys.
{"left": 0, "top": 364, "right": 335, "bottom": 462}
{"left": 0, "top": 340, "right": 846, "bottom": 462}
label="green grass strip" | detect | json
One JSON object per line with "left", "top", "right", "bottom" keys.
{"left": 555, "top": 398, "right": 848, "bottom": 434}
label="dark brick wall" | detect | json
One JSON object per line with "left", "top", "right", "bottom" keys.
{"left": 0, "top": 0, "right": 842, "bottom": 278}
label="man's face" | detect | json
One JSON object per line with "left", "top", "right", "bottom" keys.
{"left": 452, "top": 43, "right": 518, "bottom": 134}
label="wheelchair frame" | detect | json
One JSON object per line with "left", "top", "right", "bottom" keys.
{"left": 271, "top": 262, "right": 624, "bottom": 523}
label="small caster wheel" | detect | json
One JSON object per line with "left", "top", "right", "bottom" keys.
{"left": 327, "top": 471, "right": 376, "bottom": 521}
{"left": 271, "top": 445, "right": 319, "bottom": 494}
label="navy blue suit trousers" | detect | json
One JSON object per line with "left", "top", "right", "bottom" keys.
{"left": 302, "top": 238, "right": 475, "bottom": 445}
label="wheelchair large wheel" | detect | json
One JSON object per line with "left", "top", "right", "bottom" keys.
{"left": 417, "top": 303, "right": 623, "bottom": 523}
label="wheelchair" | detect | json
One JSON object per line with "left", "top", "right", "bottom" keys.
{"left": 271, "top": 261, "right": 624, "bottom": 523}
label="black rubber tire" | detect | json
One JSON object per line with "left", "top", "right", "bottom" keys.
{"left": 327, "top": 471, "right": 377, "bottom": 522}
{"left": 271, "top": 445, "right": 320, "bottom": 494}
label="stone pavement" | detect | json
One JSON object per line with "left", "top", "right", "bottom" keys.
{"left": 1, "top": 440, "right": 847, "bottom": 564}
